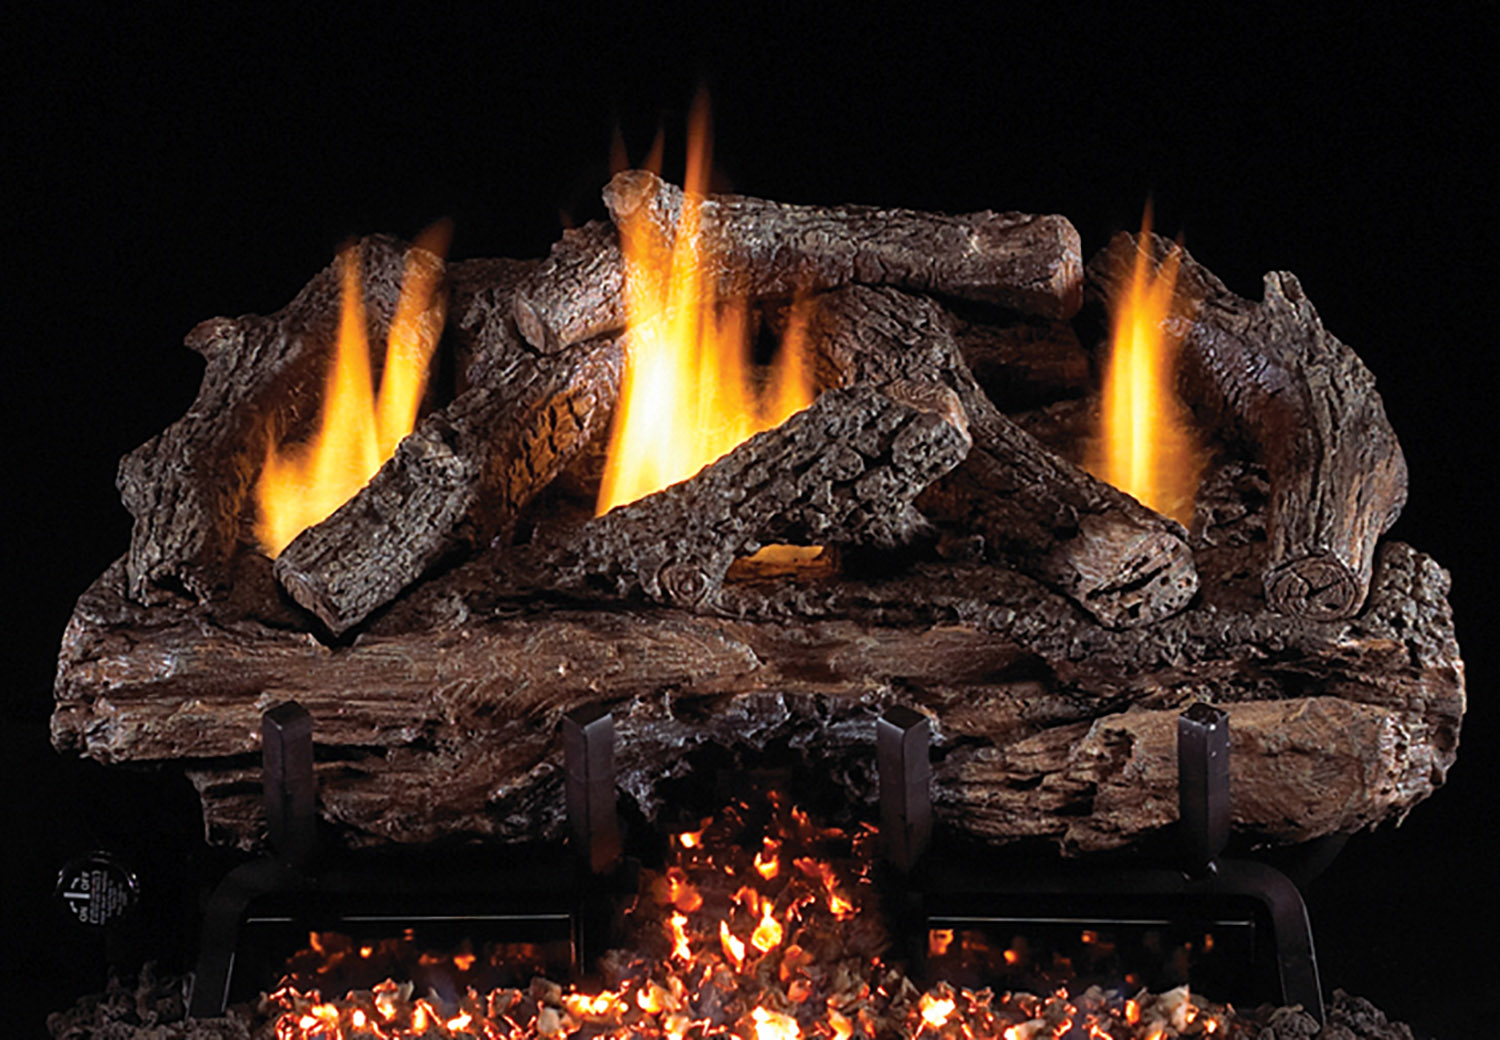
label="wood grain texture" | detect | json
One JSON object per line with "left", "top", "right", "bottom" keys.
{"left": 117, "top": 236, "right": 420, "bottom": 605}
{"left": 52, "top": 536, "right": 1461, "bottom": 854}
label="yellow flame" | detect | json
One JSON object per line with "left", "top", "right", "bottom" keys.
{"left": 255, "top": 226, "right": 448, "bottom": 556}
{"left": 596, "top": 93, "right": 814, "bottom": 516}
{"left": 1089, "top": 209, "right": 1201, "bottom": 526}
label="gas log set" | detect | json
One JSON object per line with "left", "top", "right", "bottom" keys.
{"left": 49, "top": 163, "right": 1463, "bottom": 1040}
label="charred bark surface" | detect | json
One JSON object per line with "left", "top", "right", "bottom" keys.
{"left": 513, "top": 380, "right": 971, "bottom": 610}
{"left": 805, "top": 286, "right": 1197, "bottom": 628}
{"left": 510, "top": 221, "right": 626, "bottom": 353}
{"left": 511, "top": 172, "right": 1083, "bottom": 350}
{"left": 273, "top": 337, "right": 624, "bottom": 635}
{"left": 1089, "top": 233, "right": 1407, "bottom": 620}
{"left": 52, "top": 539, "right": 1461, "bottom": 855}
{"left": 117, "top": 236, "right": 422, "bottom": 605}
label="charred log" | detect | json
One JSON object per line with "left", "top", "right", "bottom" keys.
{"left": 511, "top": 172, "right": 1083, "bottom": 350}
{"left": 117, "top": 236, "right": 425, "bottom": 605}
{"left": 805, "top": 286, "right": 1197, "bottom": 628}
{"left": 273, "top": 336, "right": 624, "bottom": 635}
{"left": 950, "top": 315, "right": 1091, "bottom": 409}
{"left": 52, "top": 538, "right": 1461, "bottom": 855}
{"left": 510, "top": 221, "right": 626, "bottom": 354}
{"left": 515, "top": 379, "right": 972, "bottom": 610}
{"left": 1089, "top": 233, "right": 1407, "bottom": 620}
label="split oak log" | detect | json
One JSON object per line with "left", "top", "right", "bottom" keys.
{"left": 117, "top": 236, "right": 422, "bottom": 605}
{"left": 1089, "top": 233, "right": 1407, "bottom": 620}
{"left": 511, "top": 172, "right": 1084, "bottom": 351}
{"left": 806, "top": 286, "right": 1198, "bottom": 628}
{"left": 51, "top": 538, "right": 1461, "bottom": 855}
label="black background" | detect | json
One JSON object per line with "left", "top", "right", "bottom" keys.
{"left": 8, "top": 7, "right": 1495, "bottom": 1036}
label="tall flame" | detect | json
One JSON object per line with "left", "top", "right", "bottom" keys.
{"left": 1090, "top": 209, "right": 1202, "bottom": 526}
{"left": 596, "top": 94, "right": 814, "bottom": 515}
{"left": 255, "top": 225, "right": 449, "bottom": 556}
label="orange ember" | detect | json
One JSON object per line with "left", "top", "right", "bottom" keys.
{"left": 1088, "top": 208, "right": 1203, "bottom": 526}
{"left": 255, "top": 224, "right": 449, "bottom": 556}
{"left": 264, "top": 798, "right": 1229, "bottom": 1040}
{"left": 596, "top": 93, "right": 815, "bottom": 516}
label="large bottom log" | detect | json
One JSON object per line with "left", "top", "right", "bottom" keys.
{"left": 52, "top": 534, "right": 1462, "bottom": 855}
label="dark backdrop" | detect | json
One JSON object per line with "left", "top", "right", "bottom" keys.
{"left": 9, "top": 7, "right": 1494, "bottom": 1036}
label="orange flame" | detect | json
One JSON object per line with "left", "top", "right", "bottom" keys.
{"left": 1089, "top": 208, "right": 1201, "bottom": 526}
{"left": 255, "top": 225, "right": 449, "bottom": 556}
{"left": 596, "top": 93, "right": 814, "bottom": 516}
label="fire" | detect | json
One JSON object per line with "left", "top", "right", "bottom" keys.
{"left": 1089, "top": 209, "right": 1202, "bottom": 526}
{"left": 255, "top": 225, "right": 449, "bottom": 556}
{"left": 264, "top": 798, "right": 1245, "bottom": 1040}
{"left": 596, "top": 93, "right": 815, "bottom": 516}
{"left": 719, "top": 919, "right": 747, "bottom": 969}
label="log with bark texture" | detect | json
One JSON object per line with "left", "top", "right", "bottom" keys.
{"left": 506, "top": 380, "right": 972, "bottom": 610}
{"left": 273, "top": 336, "right": 624, "bottom": 634}
{"left": 52, "top": 533, "right": 1461, "bottom": 854}
{"left": 804, "top": 285, "right": 1197, "bottom": 628}
{"left": 117, "top": 236, "right": 418, "bottom": 605}
{"left": 950, "top": 315, "right": 1091, "bottom": 409}
{"left": 511, "top": 172, "right": 1084, "bottom": 350}
{"left": 509, "top": 220, "right": 628, "bottom": 354}
{"left": 268, "top": 251, "right": 618, "bottom": 635}
{"left": 1089, "top": 233, "right": 1407, "bottom": 620}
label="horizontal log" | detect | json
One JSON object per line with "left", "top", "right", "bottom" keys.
{"left": 510, "top": 221, "right": 626, "bottom": 354}
{"left": 117, "top": 236, "right": 421, "bottom": 604}
{"left": 805, "top": 286, "right": 1197, "bottom": 628}
{"left": 511, "top": 172, "right": 1084, "bottom": 350}
{"left": 53, "top": 538, "right": 1461, "bottom": 854}
{"left": 510, "top": 379, "right": 971, "bottom": 609}
{"left": 1089, "top": 233, "right": 1407, "bottom": 620}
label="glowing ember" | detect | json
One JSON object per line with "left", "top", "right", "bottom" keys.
{"left": 754, "top": 839, "right": 781, "bottom": 881}
{"left": 751, "top": 1005, "right": 802, "bottom": 1040}
{"left": 255, "top": 224, "right": 449, "bottom": 556}
{"left": 596, "top": 93, "right": 815, "bottom": 516}
{"left": 261, "top": 799, "right": 1232, "bottom": 1040}
{"left": 749, "top": 898, "right": 784, "bottom": 953}
{"left": 919, "top": 991, "right": 956, "bottom": 1028}
{"left": 1087, "top": 208, "right": 1203, "bottom": 526}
